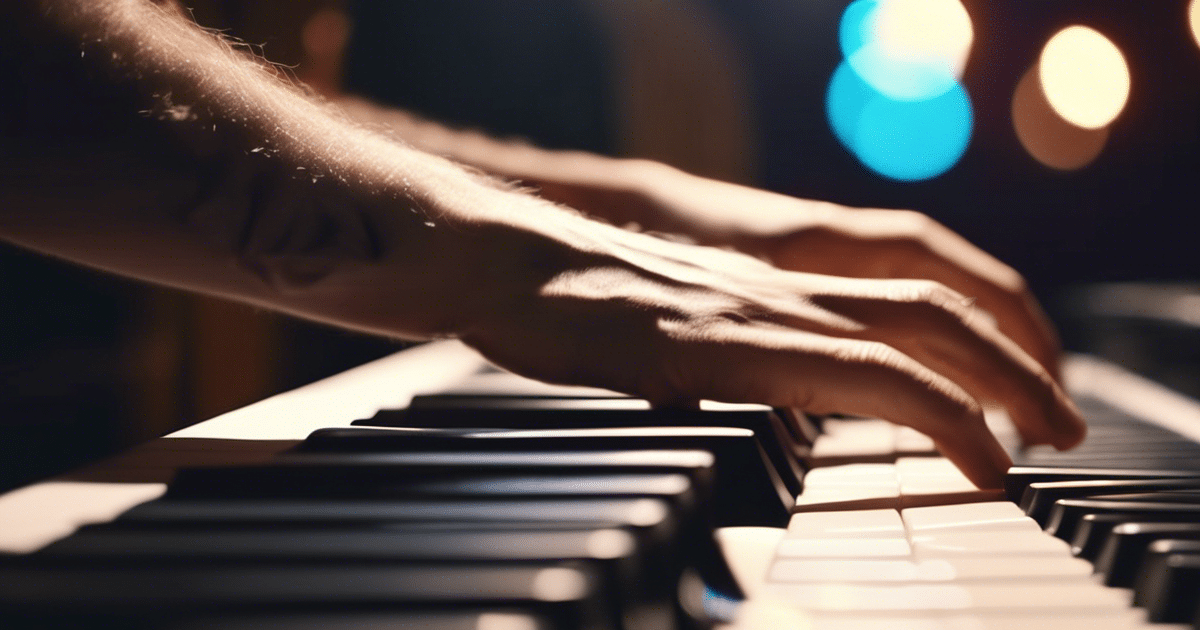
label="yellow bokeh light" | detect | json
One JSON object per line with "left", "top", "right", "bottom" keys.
{"left": 1191, "top": 0, "right": 1200, "bottom": 51}
{"left": 873, "top": 0, "right": 974, "bottom": 80}
{"left": 1038, "top": 26, "right": 1130, "bottom": 129}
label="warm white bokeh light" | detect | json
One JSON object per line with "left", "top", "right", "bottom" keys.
{"left": 1038, "top": 26, "right": 1130, "bottom": 129}
{"left": 1012, "top": 64, "right": 1108, "bottom": 170}
{"left": 1190, "top": 0, "right": 1200, "bottom": 51}
{"left": 873, "top": 0, "right": 974, "bottom": 80}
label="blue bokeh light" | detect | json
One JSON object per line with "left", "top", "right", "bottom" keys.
{"left": 826, "top": 61, "right": 972, "bottom": 182}
{"left": 826, "top": 0, "right": 974, "bottom": 181}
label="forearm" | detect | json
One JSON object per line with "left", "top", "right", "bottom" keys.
{"left": 0, "top": 0, "right": 560, "bottom": 340}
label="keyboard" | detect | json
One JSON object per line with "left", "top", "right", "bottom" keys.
{"left": 3, "top": 340, "right": 1200, "bottom": 629}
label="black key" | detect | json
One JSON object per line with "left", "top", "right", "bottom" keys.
{"left": 119, "top": 496, "right": 676, "bottom": 532}
{"left": 1046, "top": 497, "right": 1200, "bottom": 542}
{"left": 166, "top": 611, "right": 552, "bottom": 630}
{"left": 40, "top": 526, "right": 677, "bottom": 630}
{"left": 300, "top": 426, "right": 791, "bottom": 525}
{"left": 361, "top": 395, "right": 808, "bottom": 496}
{"left": 169, "top": 450, "right": 712, "bottom": 504}
{"left": 162, "top": 458, "right": 743, "bottom": 596}
{"left": 0, "top": 561, "right": 612, "bottom": 630}
{"left": 1072, "top": 511, "right": 1200, "bottom": 561}
{"left": 1131, "top": 539, "right": 1200, "bottom": 623}
{"left": 1094, "top": 522, "right": 1200, "bottom": 587}
{"left": 1005, "top": 466, "right": 1200, "bottom": 504}
{"left": 1020, "top": 478, "right": 1200, "bottom": 525}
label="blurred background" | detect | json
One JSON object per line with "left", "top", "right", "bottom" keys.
{"left": 3, "top": 0, "right": 1198, "bottom": 491}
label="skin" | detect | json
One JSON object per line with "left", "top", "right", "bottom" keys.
{"left": 0, "top": 0, "right": 1084, "bottom": 489}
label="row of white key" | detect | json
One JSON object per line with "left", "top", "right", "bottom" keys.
{"left": 719, "top": 410, "right": 1188, "bottom": 629}
{"left": 794, "top": 457, "right": 1005, "bottom": 511}
{"left": 720, "top": 499, "right": 1186, "bottom": 629}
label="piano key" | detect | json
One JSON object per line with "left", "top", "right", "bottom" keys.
{"left": 1072, "top": 511, "right": 1200, "bottom": 561}
{"left": 1130, "top": 539, "right": 1200, "bottom": 623}
{"left": 775, "top": 536, "right": 912, "bottom": 559}
{"left": 168, "top": 450, "right": 712, "bottom": 502}
{"left": 894, "top": 427, "right": 938, "bottom": 457}
{"left": 0, "top": 562, "right": 613, "bottom": 630}
{"left": 167, "top": 611, "right": 552, "bottom": 630}
{"left": 896, "top": 458, "right": 1005, "bottom": 508}
{"left": 901, "top": 502, "right": 1034, "bottom": 534}
{"left": 909, "top": 531, "right": 1072, "bottom": 558}
{"left": 1004, "top": 467, "right": 1200, "bottom": 504}
{"left": 299, "top": 425, "right": 792, "bottom": 526}
{"left": 809, "top": 418, "right": 897, "bottom": 466}
{"left": 39, "top": 526, "right": 679, "bottom": 630}
{"left": 804, "top": 611, "right": 1159, "bottom": 630}
{"left": 792, "top": 464, "right": 901, "bottom": 512}
{"left": 769, "top": 556, "right": 1095, "bottom": 583}
{"left": 1020, "top": 478, "right": 1200, "bottom": 526}
{"left": 1045, "top": 498, "right": 1200, "bottom": 543}
{"left": 786, "top": 509, "right": 906, "bottom": 539}
{"left": 118, "top": 496, "right": 676, "bottom": 530}
{"left": 1093, "top": 522, "right": 1200, "bottom": 587}
{"left": 361, "top": 395, "right": 807, "bottom": 497}
{"left": 760, "top": 582, "right": 1132, "bottom": 613}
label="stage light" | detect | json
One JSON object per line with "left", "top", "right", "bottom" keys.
{"left": 1039, "top": 26, "right": 1130, "bottom": 129}
{"left": 1191, "top": 0, "right": 1200, "bottom": 51}
{"left": 1012, "top": 65, "right": 1108, "bottom": 170}
{"left": 841, "top": 0, "right": 973, "bottom": 101}
{"left": 827, "top": 61, "right": 972, "bottom": 181}
{"left": 829, "top": 0, "right": 973, "bottom": 181}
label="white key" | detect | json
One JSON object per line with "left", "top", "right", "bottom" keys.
{"left": 810, "top": 615, "right": 954, "bottom": 630}
{"left": 955, "top": 611, "right": 1179, "bottom": 630}
{"left": 793, "top": 487, "right": 902, "bottom": 512}
{"left": 921, "top": 556, "right": 1096, "bottom": 580}
{"left": 776, "top": 537, "right": 912, "bottom": 559}
{"left": 764, "top": 583, "right": 1130, "bottom": 612}
{"left": 911, "top": 531, "right": 1072, "bottom": 557}
{"left": 805, "top": 463, "right": 899, "bottom": 487}
{"left": 810, "top": 419, "right": 897, "bottom": 463}
{"left": 770, "top": 559, "right": 923, "bottom": 583}
{"left": 787, "top": 509, "right": 905, "bottom": 538}
{"left": 895, "top": 426, "right": 938, "bottom": 455}
{"left": 769, "top": 556, "right": 1093, "bottom": 584}
{"left": 805, "top": 611, "right": 1165, "bottom": 630}
{"left": 902, "top": 502, "right": 1034, "bottom": 534}
{"left": 897, "top": 458, "right": 1005, "bottom": 508}
{"left": 795, "top": 464, "right": 901, "bottom": 511}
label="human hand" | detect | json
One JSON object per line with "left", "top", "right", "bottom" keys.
{"left": 453, "top": 193, "right": 1085, "bottom": 489}
{"left": 615, "top": 162, "right": 1062, "bottom": 380}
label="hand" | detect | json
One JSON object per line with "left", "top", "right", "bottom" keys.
{"left": 454, "top": 194, "right": 1086, "bottom": 489}
{"left": 618, "top": 163, "right": 1063, "bottom": 380}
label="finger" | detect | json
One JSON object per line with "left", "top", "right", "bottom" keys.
{"left": 657, "top": 321, "right": 1012, "bottom": 489}
{"left": 771, "top": 211, "right": 1063, "bottom": 379}
{"left": 807, "top": 280, "right": 1085, "bottom": 450}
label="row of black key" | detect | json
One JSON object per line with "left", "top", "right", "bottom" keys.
{"left": 0, "top": 394, "right": 819, "bottom": 630}
{"left": 1005, "top": 396, "right": 1200, "bottom": 626}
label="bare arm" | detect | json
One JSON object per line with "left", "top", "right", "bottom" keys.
{"left": 338, "top": 96, "right": 1062, "bottom": 378}
{"left": 0, "top": 0, "right": 1084, "bottom": 488}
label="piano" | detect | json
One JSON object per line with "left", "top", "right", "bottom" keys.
{"left": 4, "top": 338, "right": 1200, "bottom": 629}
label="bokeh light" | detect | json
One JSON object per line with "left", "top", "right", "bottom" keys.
{"left": 1012, "top": 64, "right": 1108, "bottom": 170}
{"left": 841, "top": 0, "right": 973, "bottom": 101}
{"left": 828, "top": 0, "right": 974, "bottom": 181}
{"left": 1191, "top": 0, "right": 1200, "bottom": 51}
{"left": 828, "top": 61, "right": 972, "bottom": 181}
{"left": 1039, "top": 26, "right": 1130, "bottom": 129}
